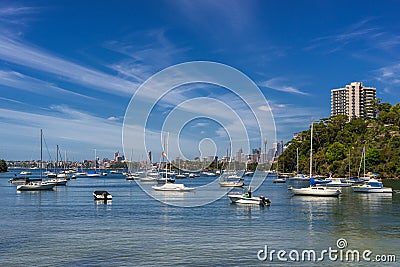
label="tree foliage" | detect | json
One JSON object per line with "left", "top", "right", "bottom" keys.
{"left": 278, "top": 102, "right": 400, "bottom": 178}
{"left": 0, "top": 160, "right": 7, "bottom": 172}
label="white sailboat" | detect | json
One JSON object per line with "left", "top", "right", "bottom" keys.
{"left": 175, "top": 159, "right": 187, "bottom": 179}
{"left": 139, "top": 154, "right": 157, "bottom": 182}
{"left": 287, "top": 148, "right": 309, "bottom": 181}
{"left": 17, "top": 129, "right": 56, "bottom": 191}
{"left": 353, "top": 178, "right": 392, "bottom": 193}
{"left": 289, "top": 123, "right": 342, "bottom": 197}
{"left": 87, "top": 149, "right": 101, "bottom": 177}
{"left": 352, "top": 147, "right": 392, "bottom": 193}
{"left": 218, "top": 160, "right": 244, "bottom": 187}
{"left": 47, "top": 145, "right": 68, "bottom": 186}
{"left": 152, "top": 134, "right": 194, "bottom": 192}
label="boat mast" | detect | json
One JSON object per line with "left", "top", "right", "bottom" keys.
{"left": 64, "top": 150, "right": 67, "bottom": 173}
{"left": 56, "top": 145, "right": 59, "bottom": 175}
{"left": 296, "top": 147, "right": 299, "bottom": 174}
{"left": 363, "top": 146, "right": 366, "bottom": 178}
{"left": 40, "top": 129, "right": 43, "bottom": 179}
{"left": 348, "top": 149, "right": 351, "bottom": 178}
{"left": 94, "top": 149, "right": 97, "bottom": 172}
{"left": 309, "top": 123, "right": 313, "bottom": 178}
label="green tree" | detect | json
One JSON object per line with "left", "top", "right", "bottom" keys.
{"left": 325, "top": 142, "right": 346, "bottom": 162}
{"left": 365, "top": 149, "right": 380, "bottom": 168}
{"left": 0, "top": 160, "right": 7, "bottom": 172}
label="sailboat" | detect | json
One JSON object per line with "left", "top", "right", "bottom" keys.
{"left": 139, "top": 154, "right": 157, "bottom": 182}
{"left": 352, "top": 146, "right": 392, "bottom": 193}
{"left": 288, "top": 148, "right": 308, "bottom": 181}
{"left": 289, "top": 123, "right": 342, "bottom": 197}
{"left": 87, "top": 149, "right": 100, "bottom": 177}
{"left": 273, "top": 157, "right": 287, "bottom": 183}
{"left": 175, "top": 159, "right": 187, "bottom": 179}
{"left": 152, "top": 134, "right": 194, "bottom": 192}
{"left": 218, "top": 159, "right": 244, "bottom": 187}
{"left": 17, "top": 129, "right": 56, "bottom": 191}
{"left": 46, "top": 145, "right": 68, "bottom": 186}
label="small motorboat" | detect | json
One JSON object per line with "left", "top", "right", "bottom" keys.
{"left": 287, "top": 173, "right": 309, "bottom": 181}
{"left": 46, "top": 178, "right": 68, "bottom": 186}
{"left": 175, "top": 173, "right": 187, "bottom": 179}
{"left": 139, "top": 176, "right": 157, "bottom": 182}
{"left": 228, "top": 187, "right": 271, "bottom": 206}
{"left": 86, "top": 171, "right": 101, "bottom": 177}
{"left": 218, "top": 180, "right": 245, "bottom": 187}
{"left": 45, "top": 172, "right": 57, "bottom": 178}
{"left": 156, "top": 177, "right": 175, "bottom": 184}
{"left": 93, "top": 190, "right": 112, "bottom": 201}
{"left": 325, "top": 178, "right": 351, "bottom": 187}
{"left": 9, "top": 177, "right": 30, "bottom": 185}
{"left": 272, "top": 177, "right": 286, "bottom": 183}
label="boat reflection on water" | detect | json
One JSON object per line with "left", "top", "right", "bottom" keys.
{"left": 94, "top": 199, "right": 112, "bottom": 205}
{"left": 355, "top": 192, "right": 393, "bottom": 212}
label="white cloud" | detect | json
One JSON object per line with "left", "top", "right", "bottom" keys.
{"left": 0, "top": 70, "right": 96, "bottom": 100}
{"left": 259, "top": 77, "right": 309, "bottom": 95}
{"left": 0, "top": 106, "right": 122, "bottom": 160}
{"left": 0, "top": 36, "right": 139, "bottom": 96}
{"left": 107, "top": 116, "right": 121, "bottom": 121}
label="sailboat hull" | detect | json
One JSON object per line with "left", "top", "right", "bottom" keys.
{"left": 17, "top": 182, "right": 55, "bottom": 191}
{"left": 353, "top": 187, "right": 392, "bottom": 193}
{"left": 290, "top": 186, "right": 341, "bottom": 196}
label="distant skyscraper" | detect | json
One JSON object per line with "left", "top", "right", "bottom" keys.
{"left": 331, "top": 82, "right": 376, "bottom": 120}
{"left": 235, "top": 148, "right": 243, "bottom": 162}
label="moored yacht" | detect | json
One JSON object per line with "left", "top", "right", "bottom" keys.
{"left": 17, "top": 181, "right": 55, "bottom": 191}
{"left": 325, "top": 177, "right": 351, "bottom": 187}
{"left": 152, "top": 183, "right": 194, "bottom": 192}
{"left": 46, "top": 177, "right": 67, "bottom": 186}
{"left": 288, "top": 123, "right": 341, "bottom": 197}
{"left": 352, "top": 179, "right": 392, "bottom": 193}
{"left": 289, "top": 186, "right": 342, "bottom": 197}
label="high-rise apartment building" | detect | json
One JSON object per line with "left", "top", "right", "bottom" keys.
{"left": 331, "top": 82, "right": 376, "bottom": 120}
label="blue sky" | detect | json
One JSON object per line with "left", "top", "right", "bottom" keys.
{"left": 1, "top": 1, "right": 400, "bottom": 160}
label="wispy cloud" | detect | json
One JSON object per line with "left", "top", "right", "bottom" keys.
{"left": 373, "top": 64, "right": 400, "bottom": 95}
{"left": 306, "top": 17, "right": 400, "bottom": 57}
{"left": 0, "top": 36, "right": 139, "bottom": 96}
{"left": 259, "top": 77, "right": 309, "bottom": 95}
{"left": 104, "top": 28, "right": 187, "bottom": 82}
{"left": 305, "top": 18, "right": 380, "bottom": 53}
{"left": 0, "top": 96, "right": 24, "bottom": 105}
{"left": 0, "top": 5, "right": 40, "bottom": 24}
{"left": 0, "top": 105, "right": 123, "bottom": 159}
{"left": 170, "top": 0, "right": 255, "bottom": 34}
{"left": 107, "top": 116, "right": 121, "bottom": 121}
{"left": 0, "top": 70, "right": 96, "bottom": 100}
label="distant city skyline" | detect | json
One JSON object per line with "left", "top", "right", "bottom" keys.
{"left": 1, "top": 1, "right": 400, "bottom": 160}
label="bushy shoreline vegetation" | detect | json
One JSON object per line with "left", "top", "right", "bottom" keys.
{"left": 277, "top": 102, "right": 400, "bottom": 178}
{"left": 0, "top": 159, "right": 7, "bottom": 172}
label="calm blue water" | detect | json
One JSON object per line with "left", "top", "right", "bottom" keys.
{"left": 0, "top": 170, "right": 399, "bottom": 266}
